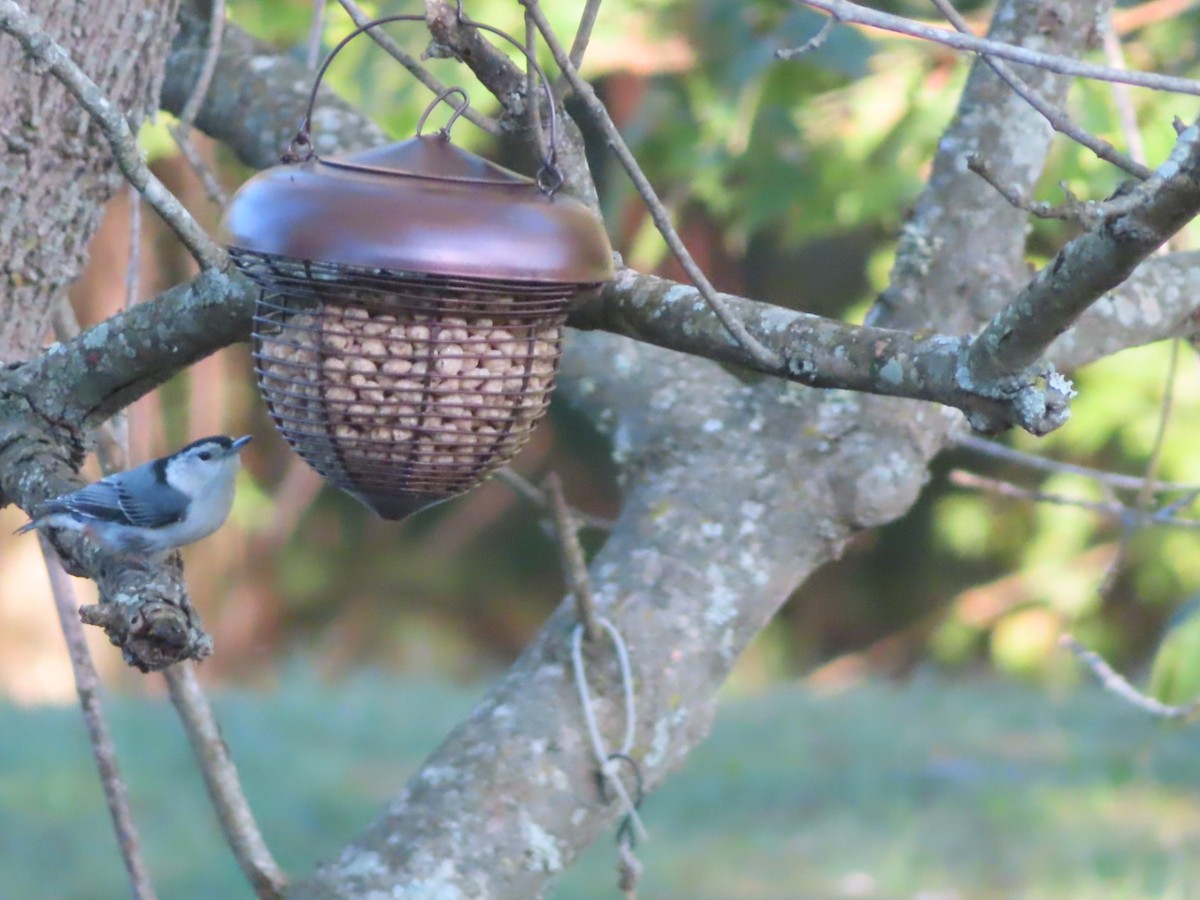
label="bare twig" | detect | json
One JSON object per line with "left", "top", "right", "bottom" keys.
{"left": 169, "top": 131, "right": 231, "bottom": 209}
{"left": 775, "top": 16, "right": 837, "bottom": 59}
{"left": 966, "top": 156, "right": 1097, "bottom": 222}
{"left": 968, "top": 153, "right": 1166, "bottom": 226}
{"left": 568, "top": 0, "right": 604, "bottom": 70}
{"left": 307, "top": 0, "right": 327, "bottom": 71}
{"left": 1099, "top": 16, "right": 1148, "bottom": 169}
{"left": 494, "top": 468, "right": 615, "bottom": 530}
{"left": 525, "top": 9, "right": 549, "bottom": 164}
{"left": 1136, "top": 339, "right": 1180, "bottom": 511}
{"left": 953, "top": 433, "right": 1198, "bottom": 494}
{"left": 40, "top": 537, "right": 157, "bottom": 900}
{"left": 163, "top": 664, "right": 288, "bottom": 899}
{"left": 125, "top": 183, "right": 143, "bottom": 309}
{"left": 1061, "top": 634, "right": 1200, "bottom": 719}
{"left": 789, "top": 0, "right": 1200, "bottom": 97}
{"left": 545, "top": 472, "right": 601, "bottom": 641}
{"left": 333, "top": 0, "right": 502, "bottom": 135}
{"left": 0, "top": 0, "right": 226, "bottom": 270}
{"left": 949, "top": 469, "right": 1200, "bottom": 528}
{"left": 521, "top": 0, "right": 783, "bottom": 370}
{"left": 178, "top": 0, "right": 225, "bottom": 128}
{"left": 1099, "top": 338, "right": 1182, "bottom": 595}
{"left": 928, "top": 0, "right": 1151, "bottom": 179}
{"left": 107, "top": 182, "right": 143, "bottom": 463}
{"left": 169, "top": 0, "right": 230, "bottom": 209}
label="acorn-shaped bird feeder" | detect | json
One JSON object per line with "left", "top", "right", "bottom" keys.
{"left": 223, "top": 15, "right": 613, "bottom": 520}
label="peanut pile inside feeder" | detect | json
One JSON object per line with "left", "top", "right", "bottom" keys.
{"left": 258, "top": 293, "right": 562, "bottom": 493}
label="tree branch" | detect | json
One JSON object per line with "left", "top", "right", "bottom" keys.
{"left": 574, "top": 269, "right": 1071, "bottom": 435}
{"left": 333, "top": 0, "right": 502, "bottom": 136}
{"left": 523, "top": 0, "right": 783, "bottom": 370}
{"left": 953, "top": 433, "right": 1200, "bottom": 494}
{"left": 967, "top": 122, "right": 1200, "bottom": 387}
{"left": 567, "top": 0, "right": 603, "bottom": 70}
{"left": 164, "top": 664, "right": 288, "bottom": 898}
{"left": 545, "top": 472, "right": 600, "bottom": 642}
{"left": 790, "top": 0, "right": 1200, "bottom": 97}
{"left": 927, "top": 0, "right": 1151, "bottom": 179}
{"left": 163, "top": 0, "right": 389, "bottom": 169}
{"left": 1048, "top": 251, "right": 1200, "bottom": 368}
{"left": 41, "top": 538, "right": 158, "bottom": 900}
{"left": 420, "top": 0, "right": 599, "bottom": 208}
{"left": 169, "top": 0, "right": 230, "bottom": 208}
{"left": 11, "top": 269, "right": 255, "bottom": 430}
{"left": 0, "top": 271, "right": 252, "bottom": 669}
{"left": 1061, "top": 634, "right": 1200, "bottom": 719}
{"left": 949, "top": 469, "right": 1200, "bottom": 527}
{"left": 9, "top": 247, "right": 1197, "bottom": 487}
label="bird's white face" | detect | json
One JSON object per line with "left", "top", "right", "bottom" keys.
{"left": 165, "top": 438, "right": 246, "bottom": 496}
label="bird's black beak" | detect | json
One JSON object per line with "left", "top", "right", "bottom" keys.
{"left": 230, "top": 435, "right": 253, "bottom": 453}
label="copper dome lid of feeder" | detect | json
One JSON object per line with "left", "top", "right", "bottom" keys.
{"left": 223, "top": 14, "right": 613, "bottom": 521}
{"left": 223, "top": 133, "right": 614, "bottom": 284}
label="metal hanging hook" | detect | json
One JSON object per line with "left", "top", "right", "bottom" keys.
{"left": 285, "top": 7, "right": 563, "bottom": 195}
{"left": 415, "top": 86, "right": 472, "bottom": 138}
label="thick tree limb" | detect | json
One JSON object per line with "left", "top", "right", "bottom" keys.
{"left": 1049, "top": 252, "right": 1200, "bottom": 368}
{"left": 16, "top": 247, "right": 1195, "bottom": 475}
{"left": 10, "top": 269, "right": 255, "bottom": 429}
{"left": 575, "top": 270, "right": 1071, "bottom": 434}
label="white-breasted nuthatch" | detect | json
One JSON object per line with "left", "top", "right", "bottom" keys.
{"left": 17, "top": 435, "right": 252, "bottom": 556}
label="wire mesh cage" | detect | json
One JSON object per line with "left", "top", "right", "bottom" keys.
{"left": 222, "top": 14, "right": 613, "bottom": 519}
{"left": 237, "top": 253, "right": 580, "bottom": 518}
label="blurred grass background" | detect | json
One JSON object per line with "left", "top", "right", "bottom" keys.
{"left": 3, "top": 0, "right": 1198, "bottom": 699}
{"left": 4, "top": 673, "right": 1200, "bottom": 899}
{"left": 7, "top": 0, "right": 1200, "bottom": 895}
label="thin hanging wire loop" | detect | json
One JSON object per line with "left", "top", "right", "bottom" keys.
{"left": 415, "top": 86, "right": 472, "bottom": 137}
{"left": 451, "top": 5, "right": 561, "bottom": 193}
{"left": 571, "top": 617, "right": 648, "bottom": 843}
{"left": 285, "top": 9, "right": 562, "bottom": 194}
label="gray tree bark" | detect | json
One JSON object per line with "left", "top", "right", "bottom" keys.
{"left": 0, "top": 0, "right": 181, "bottom": 360}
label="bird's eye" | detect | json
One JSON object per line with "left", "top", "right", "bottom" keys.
{"left": 198, "top": 451, "right": 212, "bottom": 461}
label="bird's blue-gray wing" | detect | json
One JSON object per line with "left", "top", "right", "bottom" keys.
{"left": 46, "top": 463, "right": 188, "bottom": 528}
